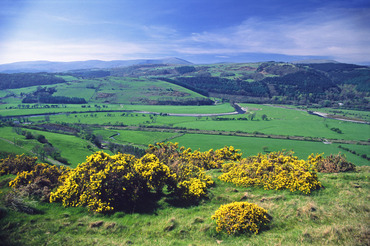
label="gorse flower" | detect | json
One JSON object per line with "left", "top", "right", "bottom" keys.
{"left": 49, "top": 149, "right": 215, "bottom": 212}
{"left": 212, "top": 202, "right": 270, "bottom": 234}
{"left": 219, "top": 151, "right": 322, "bottom": 194}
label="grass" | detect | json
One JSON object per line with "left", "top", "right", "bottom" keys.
{"left": 53, "top": 87, "right": 96, "bottom": 101}
{"left": 0, "top": 138, "right": 30, "bottom": 155}
{"left": 0, "top": 103, "right": 234, "bottom": 117}
{"left": 0, "top": 127, "right": 102, "bottom": 167}
{"left": 95, "top": 129, "right": 180, "bottom": 146}
{"left": 0, "top": 164, "right": 368, "bottom": 245}
{"left": 21, "top": 106, "right": 370, "bottom": 142}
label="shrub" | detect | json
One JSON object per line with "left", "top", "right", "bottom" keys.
{"left": 146, "top": 142, "right": 242, "bottom": 170}
{"left": 50, "top": 152, "right": 176, "bottom": 213}
{"left": 219, "top": 151, "right": 322, "bottom": 194}
{"left": 9, "top": 163, "right": 70, "bottom": 201}
{"left": 169, "top": 161, "right": 214, "bottom": 201}
{"left": 146, "top": 143, "right": 215, "bottom": 201}
{"left": 212, "top": 202, "right": 270, "bottom": 234}
{"left": 0, "top": 154, "right": 38, "bottom": 176}
{"left": 316, "top": 153, "right": 356, "bottom": 173}
{"left": 25, "top": 131, "right": 34, "bottom": 139}
{"left": 50, "top": 152, "right": 142, "bottom": 212}
{"left": 134, "top": 153, "right": 174, "bottom": 191}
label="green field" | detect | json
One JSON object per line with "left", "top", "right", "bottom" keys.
{"left": 94, "top": 129, "right": 180, "bottom": 146}
{"left": 2, "top": 102, "right": 369, "bottom": 167}
{"left": 171, "top": 133, "right": 369, "bottom": 166}
{"left": 0, "top": 103, "right": 234, "bottom": 117}
{"left": 23, "top": 105, "right": 369, "bottom": 142}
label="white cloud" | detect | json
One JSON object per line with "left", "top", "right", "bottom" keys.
{"left": 0, "top": 40, "right": 153, "bottom": 63}
{"left": 177, "top": 8, "right": 370, "bottom": 63}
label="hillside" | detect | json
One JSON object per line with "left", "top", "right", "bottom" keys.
{"left": 109, "top": 61, "right": 370, "bottom": 110}
{"left": 0, "top": 60, "right": 369, "bottom": 110}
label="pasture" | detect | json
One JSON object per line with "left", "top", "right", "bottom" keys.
{"left": 21, "top": 104, "right": 370, "bottom": 142}
{"left": 170, "top": 133, "right": 369, "bottom": 166}
{"left": 0, "top": 103, "right": 369, "bottom": 168}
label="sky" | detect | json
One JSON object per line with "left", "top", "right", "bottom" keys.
{"left": 0, "top": 0, "right": 369, "bottom": 64}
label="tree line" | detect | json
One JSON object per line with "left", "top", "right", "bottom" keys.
{"left": 0, "top": 73, "right": 65, "bottom": 89}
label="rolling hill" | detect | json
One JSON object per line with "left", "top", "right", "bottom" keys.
{"left": 0, "top": 59, "right": 369, "bottom": 109}
{"left": 0, "top": 57, "right": 192, "bottom": 73}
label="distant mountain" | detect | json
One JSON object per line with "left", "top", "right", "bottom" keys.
{"left": 0, "top": 57, "right": 192, "bottom": 73}
{"left": 291, "top": 59, "right": 340, "bottom": 64}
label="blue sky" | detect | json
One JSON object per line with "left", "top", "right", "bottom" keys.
{"left": 0, "top": 0, "right": 369, "bottom": 64}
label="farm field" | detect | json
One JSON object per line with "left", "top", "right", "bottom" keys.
{"left": 94, "top": 128, "right": 180, "bottom": 147}
{"left": 20, "top": 105, "right": 370, "bottom": 142}
{"left": 1, "top": 103, "right": 369, "bottom": 167}
{"left": 170, "top": 133, "right": 369, "bottom": 166}
{"left": 0, "top": 103, "right": 234, "bottom": 117}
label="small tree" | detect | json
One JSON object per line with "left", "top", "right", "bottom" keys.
{"left": 248, "top": 112, "right": 256, "bottom": 121}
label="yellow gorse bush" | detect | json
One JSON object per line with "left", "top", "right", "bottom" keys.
{"left": 9, "top": 163, "right": 70, "bottom": 189}
{"left": 169, "top": 161, "right": 214, "bottom": 200}
{"left": 50, "top": 151, "right": 165, "bottom": 213}
{"left": 50, "top": 150, "right": 215, "bottom": 212}
{"left": 135, "top": 153, "right": 175, "bottom": 190}
{"left": 147, "top": 142, "right": 218, "bottom": 200}
{"left": 147, "top": 142, "right": 242, "bottom": 169}
{"left": 212, "top": 202, "right": 270, "bottom": 234}
{"left": 219, "top": 151, "right": 322, "bottom": 194}
{"left": 0, "top": 154, "right": 38, "bottom": 176}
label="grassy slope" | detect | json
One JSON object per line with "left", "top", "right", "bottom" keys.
{"left": 0, "top": 127, "right": 102, "bottom": 168}
{"left": 2, "top": 76, "right": 209, "bottom": 105}
{"left": 0, "top": 166, "right": 368, "bottom": 246}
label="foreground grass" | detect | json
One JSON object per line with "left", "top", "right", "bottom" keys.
{"left": 0, "top": 166, "right": 369, "bottom": 246}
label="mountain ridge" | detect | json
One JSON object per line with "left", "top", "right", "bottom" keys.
{"left": 0, "top": 57, "right": 193, "bottom": 73}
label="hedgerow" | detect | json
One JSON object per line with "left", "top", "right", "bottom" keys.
{"left": 219, "top": 151, "right": 322, "bottom": 194}
{"left": 212, "top": 202, "right": 270, "bottom": 234}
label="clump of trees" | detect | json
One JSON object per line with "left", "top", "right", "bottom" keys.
{"left": 0, "top": 73, "right": 65, "bottom": 89}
